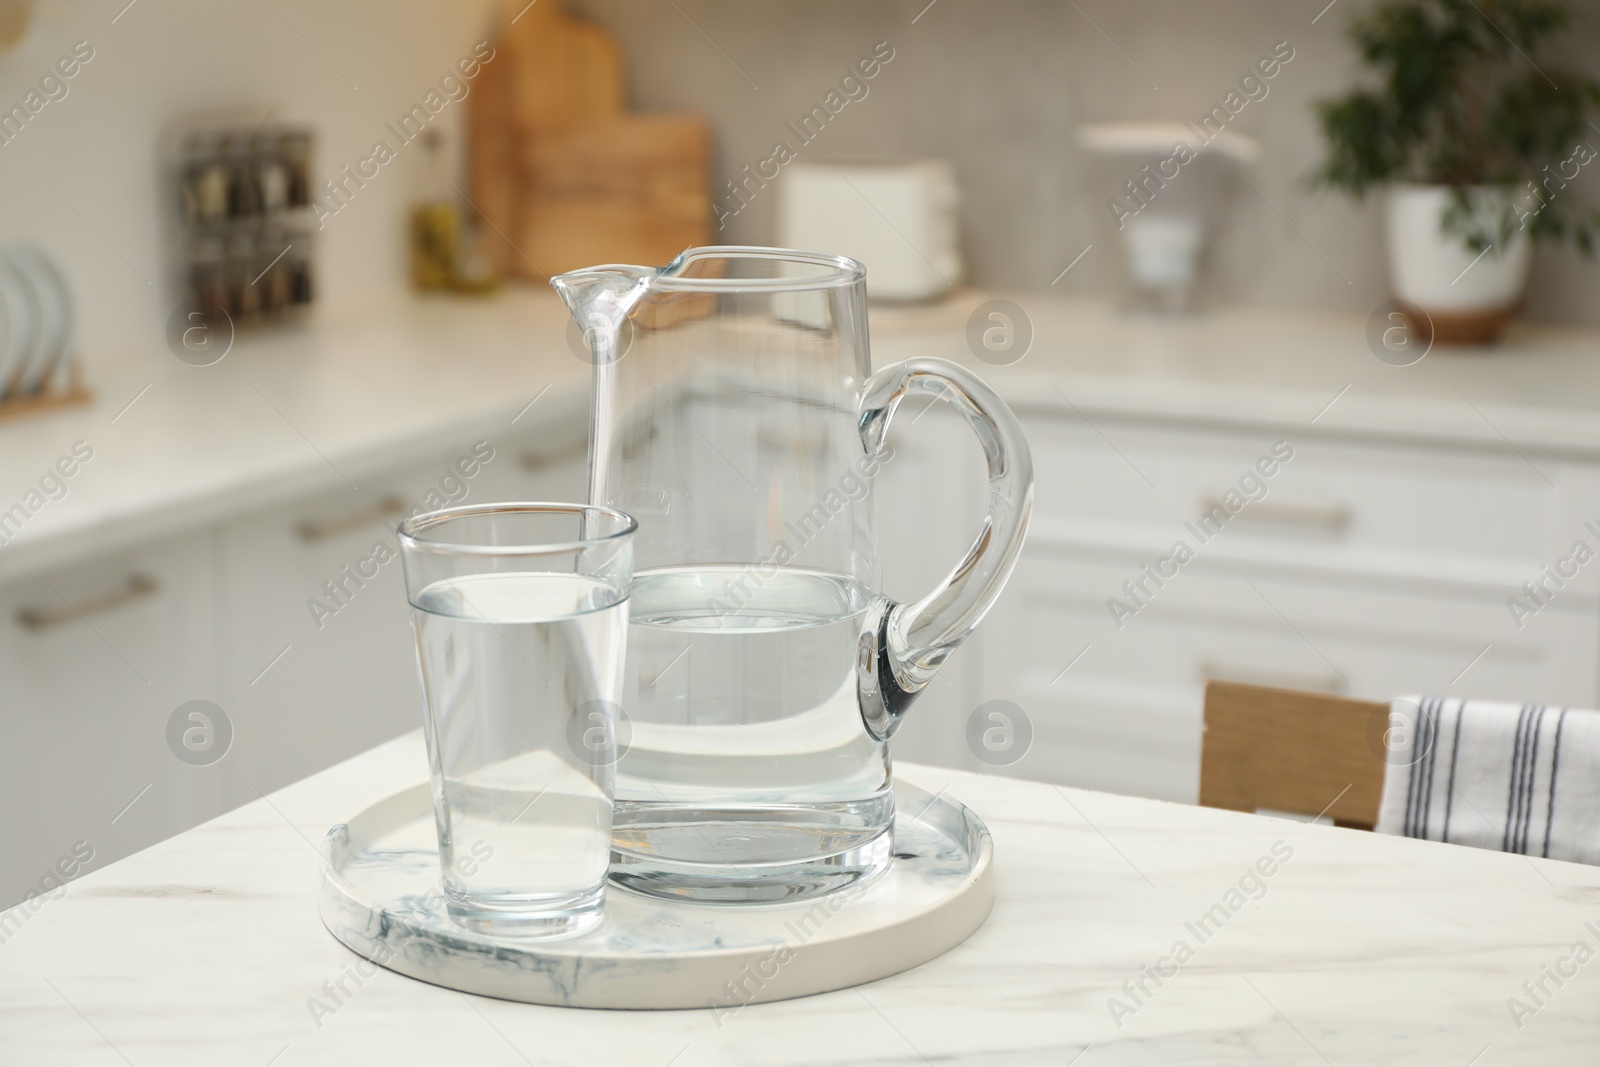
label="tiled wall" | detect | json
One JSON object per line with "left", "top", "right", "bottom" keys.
{"left": 0, "top": 0, "right": 496, "bottom": 357}
{"left": 573, "top": 0, "right": 1600, "bottom": 323}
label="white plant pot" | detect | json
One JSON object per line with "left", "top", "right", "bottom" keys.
{"left": 1386, "top": 184, "right": 1532, "bottom": 344}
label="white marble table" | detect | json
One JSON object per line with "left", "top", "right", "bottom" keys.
{"left": 3, "top": 732, "right": 1596, "bottom": 1065}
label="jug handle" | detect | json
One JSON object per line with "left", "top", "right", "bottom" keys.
{"left": 856, "top": 358, "right": 1033, "bottom": 741}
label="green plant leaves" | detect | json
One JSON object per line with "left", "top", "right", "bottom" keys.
{"left": 1308, "top": 0, "right": 1599, "bottom": 253}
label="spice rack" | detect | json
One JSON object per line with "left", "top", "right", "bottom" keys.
{"left": 174, "top": 123, "right": 317, "bottom": 326}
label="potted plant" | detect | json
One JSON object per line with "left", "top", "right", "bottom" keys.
{"left": 1311, "top": 0, "right": 1600, "bottom": 343}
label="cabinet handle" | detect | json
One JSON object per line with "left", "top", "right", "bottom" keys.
{"left": 1199, "top": 660, "right": 1348, "bottom": 695}
{"left": 620, "top": 427, "right": 658, "bottom": 462}
{"left": 520, "top": 441, "right": 587, "bottom": 471}
{"left": 17, "top": 575, "right": 160, "bottom": 632}
{"left": 296, "top": 496, "right": 406, "bottom": 542}
{"left": 757, "top": 423, "right": 829, "bottom": 457}
{"left": 1198, "top": 497, "right": 1352, "bottom": 531}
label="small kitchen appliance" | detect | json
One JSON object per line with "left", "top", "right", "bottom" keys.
{"left": 778, "top": 161, "right": 961, "bottom": 302}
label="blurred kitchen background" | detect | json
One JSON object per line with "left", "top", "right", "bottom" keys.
{"left": 3, "top": 0, "right": 1600, "bottom": 907}
{"left": 2, "top": 0, "right": 1599, "bottom": 350}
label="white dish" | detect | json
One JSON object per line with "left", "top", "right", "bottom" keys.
{"left": 0, "top": 260, "right": 14, "bottom": 400}
{"left": 8, "top": 243, "right": 71, "bottom": 396}
{"left": 0, "top": 250, "right": 40, "bottom": 401}
{"left": 46, "top": 246, "right": 80, "bottom": 393}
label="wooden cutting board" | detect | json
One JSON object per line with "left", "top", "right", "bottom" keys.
{"left": 503, "top": 0, "right": 624, "bottom": 125}
{"left": 468, "top": 0, "right": 709, "bottom": 280}
{"left": 466, "top": 39, "right": 520, "bottom": 274}
{"left": 520, "top": 114, "right": 710, "bottom": 276}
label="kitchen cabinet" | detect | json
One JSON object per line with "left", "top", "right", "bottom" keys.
{"left": 0, "top": 423, "right": 586, "bottom": 910}
{"left": 214, "top": 478, "right": 423, "bottom": 810}
{"left": 213, "top": 431, "right": 587, "bottom": 815}
{"left": 970, "top": 410, "right": 1600, "bottom": 801}
{"left": 0, "top": 533, "right": 220, "bottom": 907}
{"left": 6, "top": 396, "right": 1596, "bottom": 905}
{"left": 874, "top": 401, "right": 988, "bottom": 769}
{"left": 7, "top": 290, "right": 1600, "bottom": 903}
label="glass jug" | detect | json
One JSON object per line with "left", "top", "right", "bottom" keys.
{"left": 552, "top": 247, "right": 1032, "bottom": 903}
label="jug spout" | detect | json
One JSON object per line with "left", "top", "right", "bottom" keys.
{"left": 550, "top": 265, "right": 655, "bottom": 365}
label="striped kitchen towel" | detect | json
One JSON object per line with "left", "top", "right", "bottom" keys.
{"left": 1374, "top": 697, "right": 1600, "bottom": 865}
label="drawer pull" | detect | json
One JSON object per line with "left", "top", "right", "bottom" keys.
{"left": 620, "top": 427, "right": 658, "bottom": 462}
{"left": 520, "top": 441, "right": 587, "bottom": 472}
{"left": 1199, "top": 661, "right": 1348, "bottom": 695}
{"left": 296, "top": 496, "right": 406, "bottom": 542}
{"left": 17, "top": 575, "right": 159, "bottom": 632}
{"left": 757, "top": 423, "right": 830, "bottom": 457}
{"left": 1198, "top": 497, "right": 1352, "bottom": 531}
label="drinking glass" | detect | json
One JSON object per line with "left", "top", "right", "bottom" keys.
{"left": 397, "top": 503, "right": 635, "bottom": 938}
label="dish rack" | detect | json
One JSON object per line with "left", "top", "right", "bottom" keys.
{"left": 0, "top": 379, "right": 88, "bottom": 421}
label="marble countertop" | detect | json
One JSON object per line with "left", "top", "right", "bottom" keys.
{"left": 2, "top": 731, "right": 1597, "bottom": 1065}
{"left": 4, "top": 286, "right": 1599, "bottom": 582}
{"left": 0, "top": 291, "right": 589, "bottom": 583}
{"left": 870, "top": 292, "right": 1600, "bottom": 458}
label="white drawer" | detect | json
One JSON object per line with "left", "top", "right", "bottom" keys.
{"left": 0, "top": 533, "right": 221, "bottom": 907}
{"left": 971, "top": 547, "right": 1600, "bottom": 802}
{"left": 1023, "top": 415, "right": 1585, "bottom": 595}
{"left": 216, "top": 440, "right": 509, "bottom": 794}
{"left": 476, "top": 413, "right": 587, "bottom": 504}
{"left": 213, "top": 427, "right": 589, "bottom": 802}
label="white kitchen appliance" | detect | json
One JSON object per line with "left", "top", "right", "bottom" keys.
{"left": 1081, "top": 122, "right": 1258, "bottom": 313}
{"left": 778, "top": 160, "right": 961, "bottom": 302}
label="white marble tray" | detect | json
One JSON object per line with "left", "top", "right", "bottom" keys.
{"left": 317, "top": 781, "right": 993, "bottom": 1010}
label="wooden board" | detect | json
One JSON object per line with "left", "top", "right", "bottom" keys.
{"left": 517, "top": 114, "right": 710, "bottom": 277}
{"left": 469, "top": 0, "right": 629, "bottom": 278}
{"left": 0, "top": 363, "right": 89, "bottom": 423}
{"left": 465, "top": 0, "right": 709, "bottom": 281}
{"left": 465, "top": 36, "right": 520, "bottom": 276}
{"left": 502, "top": 0, "right": 625, "bottom": 126}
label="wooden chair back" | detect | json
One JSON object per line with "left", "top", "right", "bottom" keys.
{"left": 1199, "top": 680, "right": 1388, "bottom": 830}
